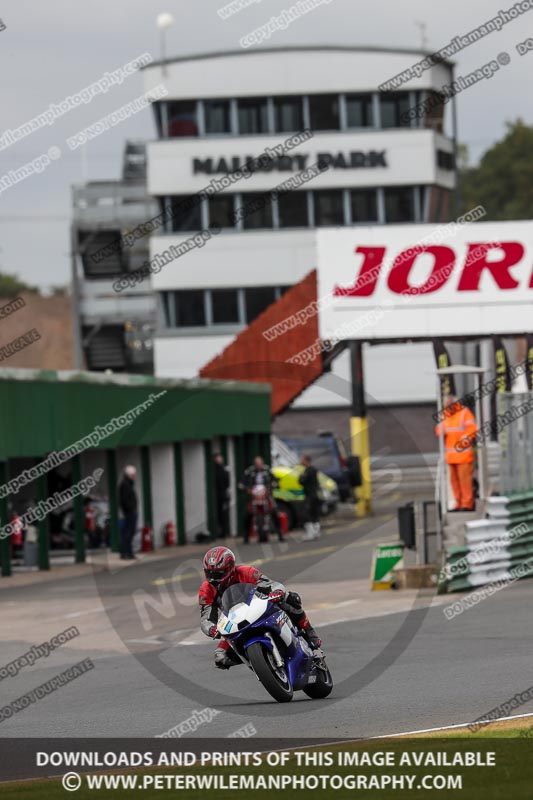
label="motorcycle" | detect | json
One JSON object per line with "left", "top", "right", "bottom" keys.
{"left": 250, "top": 485, "right": 272, "bottom": 543}
{"left": 217, "top": 582, "right": 333, "bottom": 703}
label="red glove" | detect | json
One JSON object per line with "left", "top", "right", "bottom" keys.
{"left": 208, "top": 625, "right": 219, "bottom": 638}
{"left": 268, "top": 589, "right": 285, "bottom": 604}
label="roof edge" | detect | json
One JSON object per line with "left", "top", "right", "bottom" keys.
{"left": 142, "top": 44, "right": 455, "bottom": 70}
{"left": 0, "top": 367, "right": 271, "bottom": 394}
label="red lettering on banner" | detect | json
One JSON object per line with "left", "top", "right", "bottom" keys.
{"left": 332, "top": 241, "right": 527, "bottom": 298}
{"left": 457, "top": 242, "right": 523, "bottom": 291}
{"left": 387, "top": 246, "right": 455, "bottom": 295}
{"left": 333, "top": 247, "right": 386, "bottom": 297}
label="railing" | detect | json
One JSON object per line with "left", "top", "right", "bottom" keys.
{"left": 72, "top": 183, "right": 158, "bottom": 226}
{"left": 499, "top": 392, "right": 533, "bottom": 495}
{"left": 73, "top": 182, "right": 149, "bottom": 207}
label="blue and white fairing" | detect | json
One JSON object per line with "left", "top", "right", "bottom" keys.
{"left": 218, "top": 583, "right": 318, "bottom": 691}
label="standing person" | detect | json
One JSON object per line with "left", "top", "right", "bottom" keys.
{"left": 299, "top": 454, "right": 322, "bottom": 541}
{"left": 213, "top": 453, "right": 230, "bottom": 539}
{"left": 435, "top": 394, "right": 478, "bottom": 512}
{"left": 239, "top": 456, "right": 283, "bottom": 543}
{"left": 118, "top": 465, "right": 138, "bottom": 560}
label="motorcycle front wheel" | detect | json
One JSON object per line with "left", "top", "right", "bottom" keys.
{"left": 247, "top": 642, "right": 293, "bottom": 703}
{"left": 254, "top": 512, "right": 270, "bottom": 543}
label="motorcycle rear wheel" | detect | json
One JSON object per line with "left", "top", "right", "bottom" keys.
{"left": 247, "top": 642, "right": 293, "bottom": 703}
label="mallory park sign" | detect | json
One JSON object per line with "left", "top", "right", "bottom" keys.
{"left": 192, "top": 150, "right": 388, "bottom": 176}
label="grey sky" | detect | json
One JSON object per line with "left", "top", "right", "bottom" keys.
{"left": 0, "top": 0, "right": 530, "bottom": 289}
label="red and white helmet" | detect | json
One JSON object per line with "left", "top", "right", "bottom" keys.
{"left": 203, "top": 546, "right": 236, "bottom": 591}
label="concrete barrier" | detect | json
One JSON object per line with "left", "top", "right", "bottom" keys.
{"left": 439, "top": 492, "right": 533, "bottom": 593}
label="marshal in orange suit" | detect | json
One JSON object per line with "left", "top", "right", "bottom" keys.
{"left": 435, "top": 394, "right": 478, "bottom": 512}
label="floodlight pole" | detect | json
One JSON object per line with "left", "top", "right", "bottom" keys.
{"left": 156, "top": 13, "right": 174, "bottom": 78}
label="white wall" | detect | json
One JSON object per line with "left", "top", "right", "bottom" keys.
{"left": 293, "top": 342, "right": 437, "bottom": 408}
{"left": 80, "top": 450, "right": 107, "bottom": 494}
{"left": 81, "top": 442, "right": 228, "bottom": 546}
{"left": 149, "top": 443, "right": 176, "bottom": 547}
{"left": 143, "top": 48, "right": 453, "bottom": 99}
{"left": 182, "top": 441, "right": 208, "bottom": 541}
{"left": 364, "top": 342, "right": 436, "bottom": 404}
{"left": 151, "top": 229, "right": 315, "bottom": 291}
{"left": 148, "top": 130, "right": 453, "bottom": 195}
{"left": 155, "top": 335, "right": 233, "bottom": 379}
{"left": 293, "top": 350, "right": 351, "bottom": 409}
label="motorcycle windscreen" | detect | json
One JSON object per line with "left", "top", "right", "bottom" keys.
{"left": 221, "top": 582, "right": 256, "bottom": 613}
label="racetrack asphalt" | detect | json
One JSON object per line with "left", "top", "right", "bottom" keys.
{"left": 1, "top": 503, "right": 533, "bottom": 740}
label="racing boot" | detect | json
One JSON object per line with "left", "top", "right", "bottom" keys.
{"left": 214, "top": 646, "right": 242, "bottom": 670}
{"left": 303, "top": 625, "right": 322, "bottom": 650}
{"left": 297, "top": 614, "right": 322, "bottom": 650}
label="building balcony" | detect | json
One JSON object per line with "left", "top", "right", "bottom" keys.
{"left": 72, "top": 181, "right": 158, "bottom": 227}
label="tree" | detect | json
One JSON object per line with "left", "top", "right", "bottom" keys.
{"left": 0, "top": 272, "right": 39, "bottom": 298}
{"left": 459, "top": 120, "right": 533, "bottom": 220}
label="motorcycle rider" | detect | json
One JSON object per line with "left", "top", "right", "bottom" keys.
{"left": 199, "top": 545, "right": 322, "bottom": 669}
{"left": 239, "top": 456, "right": 283, "bottom": 543}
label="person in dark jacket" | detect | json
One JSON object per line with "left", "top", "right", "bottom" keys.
{"left": 299, "top": 454, "right": 321, "bottom": 541}
{"left": 118, "top": 465, "right": 138, "bottom": 560}
{"left": 213, "top": 453, "right": 230, "bottom": 538}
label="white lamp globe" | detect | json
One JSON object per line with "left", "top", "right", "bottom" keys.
{"left": 156, "top": 12, "right": 175, "bottom": 29}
